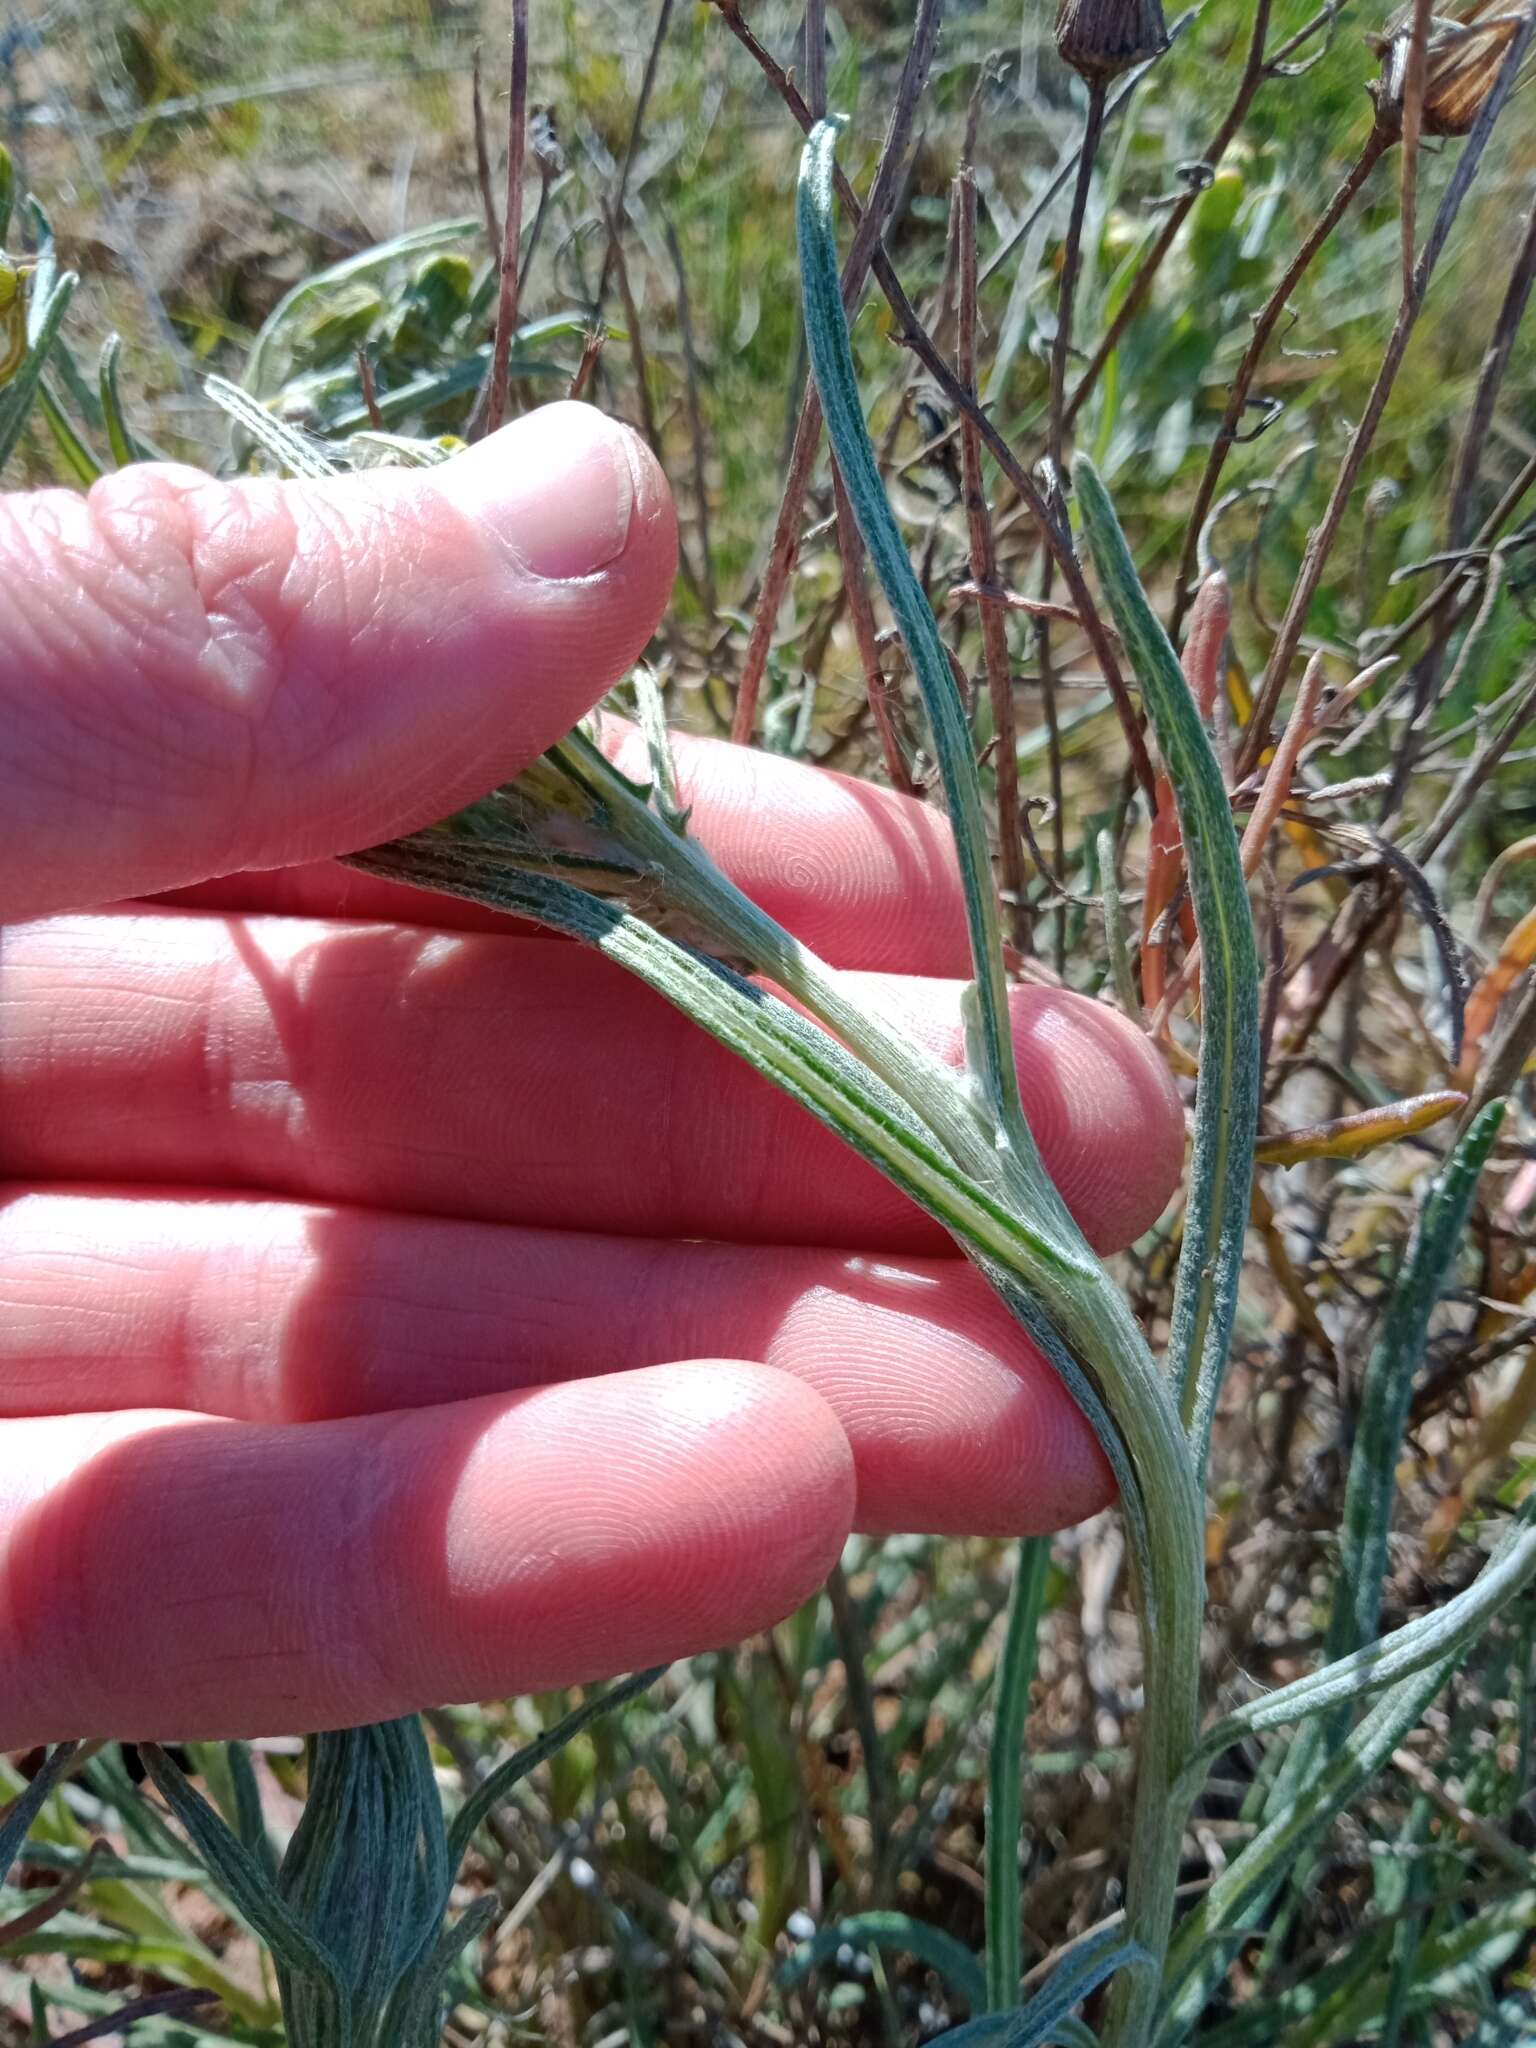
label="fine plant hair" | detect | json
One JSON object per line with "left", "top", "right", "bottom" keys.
{"left": 5, "top": 2, "right": 1536, "bottom": 2043}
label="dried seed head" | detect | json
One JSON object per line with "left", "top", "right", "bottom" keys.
{"left": 1054, "top": 0, "right": 1168, "bottom": 81}
{"left": 1368, "top": 0, "right": 1525, "bottom": 136}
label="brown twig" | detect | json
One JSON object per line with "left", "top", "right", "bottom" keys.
{"left": 483, "top": 0, "right": 529, "bottom": 440}
{"left": 602, "top": 202, "right": 661, "bottom": 458}
{"left": 596, "top": 0, "right": 675, "bottom": 308}
{"left": 1399, "top": 0, "right": 1434, "bottom": 301}
{"left": 710, "top": 0, "right": 1157, "bottom": 801}
{"left": 1238, "top": 9, "right": 1536, "bottom": 782}
{"left": 471, "top": 43, "right": 502, "bottom": 261}
{"left": 1051, "top": 82, "right": 1107, "bottom": 477}
{"left": 354, "top": 345, "right": 383, "bottom": 430}
{"left": 567, "top": 326, "right": 604, "bottom": 400}
{"left": 1410, "top": 663, "right": 1536, "bottom": 866}
{"left": 665, "top": 221, "right": 717, "bottom": 617}
{"left": 1446, "top": 179, "right": 1536, "bottom": 550}
{"left": 955, "top": 168, "right": 1027, "bottom": 948}
{"left": 1171, "top": 118, "right": 1395, "bottom": 634}
{"left": 1065, "top": 0, "right": 1277, "bottom": 426}
{"left": 724, "top": 0, "right": 943, "bottom": 744}
{"left": 830, "top": 466, "right": 914, "bottom": 792}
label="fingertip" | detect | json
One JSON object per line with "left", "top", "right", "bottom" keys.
{"left": 0, "top": 404, "right": 679, "bottom": 919}
{"left": 415, "top": 1362, "right": 854, "bottom": 1697}
{"left": 773, "top": 1261, "right": 1115, "bottom": 1537}
{"left": 1009, "top": 987, "right": 1185, "bottom": 1252}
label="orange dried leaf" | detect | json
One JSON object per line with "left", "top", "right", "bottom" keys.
{"left": 1254, "top": 1089, "right": 1468, "bottom": 1166}
{"left": 1456, "top": 904, "right": 1536, "bottom": 1088}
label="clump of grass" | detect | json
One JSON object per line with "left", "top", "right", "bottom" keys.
{"left": 6, "top": 1, "right": 1536, "bottom": 2043}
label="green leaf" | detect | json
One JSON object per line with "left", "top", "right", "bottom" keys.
{"left": 986, "top": 1539, "right": 1052, "bottom": 2012}
{"left": 446, "top": 1667, "right": 660, "bottom": 1864}
{"left": 138, "top": 1744, "right": 347, "bottom": 2027}
{"left": 203, "top": 374, "right": 340, "bottom": 480}
{"left": 934, "top": 1927, "right": 1148, "bottom": 2044}
{"left": 1328, "top": 1100, "right": 1507, "bottom": 1666}
{"left": 98, "top": 334, "right": 154, "bottom": 467}
{"left": 1159, "top": 1655, "right": 1463, "bottom": 2036}
{"left": 35, "top": 375, "right": 102, "bottom": 484}
{"left": 0, "top": 268, "right": 78, "bottom": 474}
{"left": 1072, "top": 455, "right": 1261, "bottom": 1483}
{"left": 796, "top": 119, "right": 1053, "bottom": 1211}
{"left": 0, "top": 1746, "right": 77, "bottom": 1882}
{"left": 779, "top": 1909, "right": 988, "bottom": 2015}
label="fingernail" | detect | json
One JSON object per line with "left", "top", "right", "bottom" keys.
{"left": 437, "top": 402, "right": 639, "bottom": 581}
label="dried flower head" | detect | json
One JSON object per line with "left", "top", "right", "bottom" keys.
{"left": 1054, "top": 0, "right": 1169, "bottom": 81}
{"left": 1369, "top": 0, "right": 1527, "bottom": 135}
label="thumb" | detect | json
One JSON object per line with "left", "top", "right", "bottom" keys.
{"left": 0, "top": 401, "right": 677, "bottom": 920}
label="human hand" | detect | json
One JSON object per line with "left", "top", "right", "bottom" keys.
{"left": 0, "top": 402, "right": 1182, "bottom": 1746}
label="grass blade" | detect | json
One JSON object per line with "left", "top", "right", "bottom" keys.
{"left": 1329, "top": 1099, "right": 1507, "bottom": 1667}
{"left": 0, "top": 268, "right": 78, "bottom": 473}
{"left": 937, "top": 1927, "right": 1148, "bottom": 2045}
{"left": 985, "top": 1538, "right": 1052, "bottom": 2011}
{"left": 1073, "top": 455, "right": 1260, "bottom": 1481}
{"left": 1192, "top": 1486, "right": 1536, "bottom": 1765}
{"left": 0, "top": 1746, "right": 78, "bottom": 1881}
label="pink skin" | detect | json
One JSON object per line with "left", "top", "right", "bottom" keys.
{"left": 0, "top": 403, "right": 1184, "bottom": 1745}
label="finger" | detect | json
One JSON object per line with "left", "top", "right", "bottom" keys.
{"left": 155, "top": 720, "right": 974, "bottom": 976}
{"left": 1, "top": 402, "right": 677, "bottom": 922}
{"left": 0, "top": 912, "right": 1184, "bottom": 1254}
{"left": 0, "top": 1191, "right": 1112, "bottom": 1536}
{"left": 0, "top": 1364, "right": 853, "bottom": 1746}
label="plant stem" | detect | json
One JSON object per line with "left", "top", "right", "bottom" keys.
{"left": 1051, "top": 82, "right": 1105, "bottom": 478}
{"left": 1065, "top": 0, "right": 1276, "bottom": 426}
{"left": 483, "top": 0, "right": 528, "bottom": 440}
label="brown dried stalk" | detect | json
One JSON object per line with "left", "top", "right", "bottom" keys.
{"left": 471, "top": 43, "right": 502, "bottom": 262}
{"left": 1065, "top": 0, "right": 1276, "bottom": 426}
{"left": 1238, "top": 6, "right": 1536, "bottom": 781}
{"left": 955, "top": 168, "right": 1027, "bottom": 948}
{"left": 595, "top": 0, "right": 675, "bottom": 308}
{"left": 726, "top": 0, "right": 943, "bottom": 745}
{"left": 483, "top": 0, "right": 529, "bottom": 440}
{"left": 1171, "top": 116, "right": 1395, "bottom": 634}
{"left": 666, "top": 222, "right": 717, "bottom": 618}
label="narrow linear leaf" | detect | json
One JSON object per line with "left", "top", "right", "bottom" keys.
{"left": 935, "top": 1928, "right": 1148, "bottom": 2045}
{"left": 797, "top": 119, "right": 1055, "bottom": 1210}
{"left": 1329, "top": 1100, "right": 1507, "bottom": 1666}
{"left": 138, "top": 1745, "right": 344, "bottom": 2005}
{"left": 986, "top": 1538, "right": 1052, "bottom": 2011}
{"left": 447, "top": 1666, "right": 661, "bottom": 1862}
{"left": 1073, "top": 456, "right": 1260, "bottom": 1480}
{"left": 0, "top": 269, "right": 78, "bottom": 473}
{"left": 779, "top": 1909, "right": 988, "bottom": 2015}
{"left": 0, "top": 1746, "right": 78, "bottom": 1881}
{"left": 203, "top": 374, "right": 340, "bottom": 479}
{"left": 98, "top": 334, "right": 155, "bottom": 467}
{"left": 1245, "top": 1103, "right": 1510, "bottom": 1944}
{"left": 1193, "top": 1488, "right": 1536, "bottom": 1765}
{"left": 34, "top": 375, "right": 102, "bottom": 484}
{"left": 1159, "top": 1655, "right": 1462, "bottom": 2036}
